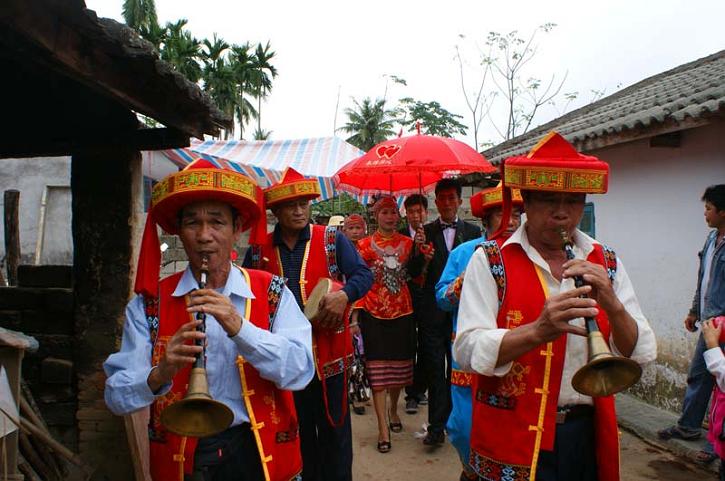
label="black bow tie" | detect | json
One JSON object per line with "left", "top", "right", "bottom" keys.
{"left": 440, "top": 222, "right": 456, "bottom": 231}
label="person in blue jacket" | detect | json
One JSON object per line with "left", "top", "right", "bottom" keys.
{"left": 435, "top": 183, "right": 523, "bottom": 481}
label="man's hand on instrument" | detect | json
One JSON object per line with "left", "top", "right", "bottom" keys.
{"left": 684, "top": 313, "right": 698, "bottom": 333}
{"left": 148, "top": 319, "right": 204, "bottom": 391}
{"left": 562, "top": 259, "right": 622, "bottom": 315}
{"left": 187, "top": 288, "right": 243, "bottom": 338}
{"left": 533, "top": 285, "right": 596, "bottom": 342}
{"left": 317, "top": 290, "right": 349, "bottom": 329}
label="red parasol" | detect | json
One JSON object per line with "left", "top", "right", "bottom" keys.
{"left": 333, "top": 132, "right": 496, "bottom": 196}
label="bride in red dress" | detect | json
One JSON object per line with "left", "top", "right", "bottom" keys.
{"left": 355, "top": 196, "right": 429, "bottom": 453}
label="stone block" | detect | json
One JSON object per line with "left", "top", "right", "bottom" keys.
{"left": 22, "top": 309, "right": 73, "bottom": 335}
{"left": 41, "top": 357, "right": 73, "bottom": 384}
{"left": 17, "top": 265, "right": 72, "bottom": 288}
{"left": 0, "top": 310, "right": 22, "bottom": 331}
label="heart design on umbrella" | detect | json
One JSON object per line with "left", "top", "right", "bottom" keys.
{"left": 376, "top": 144, "right": 400, "bottom": 159}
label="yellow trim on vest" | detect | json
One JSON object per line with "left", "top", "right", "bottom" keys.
{"left": 237, "top": 269, "right": 272, "bottom": 481}
{"left": 175, "top": 436, "right": 187, "bottom": 481}
{"left": 299, "top": 225, "right": 313, "bottom": 304}
{"left": 528, "top": 265, "right": 555, "bottom": 481}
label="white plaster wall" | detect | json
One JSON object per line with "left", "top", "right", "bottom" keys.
{"left": 587, "top": 120, "right": 725, "bottom": 408}
{"left": 0, "top": 156, "right": 72, "bottom": 266}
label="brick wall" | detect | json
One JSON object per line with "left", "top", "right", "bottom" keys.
{"left": 0, "top": 284, "right": 77, "bottom": 449}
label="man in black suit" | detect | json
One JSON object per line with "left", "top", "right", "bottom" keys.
{"left": 417, "top": 178, "right": 481, "bottom": 446}
{"left": 399, "top": 194, "right": 430, "bottom": 414}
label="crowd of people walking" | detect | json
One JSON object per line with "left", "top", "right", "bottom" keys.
{"left": 102, "top": 131, "right": 724, "bottom": 481}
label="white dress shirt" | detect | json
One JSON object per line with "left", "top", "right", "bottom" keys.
{"left": 454, "top": 223, "right": 657, "bottom": 406}
{"left": 104, "top": 265, "right": 315, "bottom": 424}
{"left": 441, "top": 217, "right": 459, "bottom": 252}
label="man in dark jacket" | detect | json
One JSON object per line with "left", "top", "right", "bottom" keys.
{"left": 416, "top": 178, "right": 481, "bottom": 445}
{"left": 399, "top": 194, "right": 431, "bottom": 413}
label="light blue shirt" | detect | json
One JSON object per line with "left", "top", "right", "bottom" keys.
{"left": 104, "top": 265, "right": 315, "bottom": 426}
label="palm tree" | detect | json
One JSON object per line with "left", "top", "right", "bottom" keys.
{"left": 123, "top": 0, "right": 158, "bottom": 34}
{"left": 201, "top": 35, "right": 238, "bottom": 138}
{"left": 252, "top": 128, "right": 272, "bottom": 140}
{"left": 161, "top": 20, "right": 202, "bottom": 83}
{"left": 339, "top": 98, "right": 397, "bottom": 151}
{"left": 229, "top": 43, "right": 258, "bottom": 139}
{"left": 250, "top": 42, "right": 278, "bottom": 134}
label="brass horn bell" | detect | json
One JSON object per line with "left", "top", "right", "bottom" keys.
{"left": 571, "top": 331, "right": 642, "bottom": 398}
{"left": 159, "top": 367, "right": 234, "bottom": 438}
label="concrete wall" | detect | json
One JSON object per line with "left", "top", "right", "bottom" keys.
{"left": 587, "top": 119, "right": 725, "bottom": 411}
{"left": 0, "top": 157, "right": 72, "bottom": 267}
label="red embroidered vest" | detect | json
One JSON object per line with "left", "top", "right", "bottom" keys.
{"left": 469, "top": 240, "right": 619, "bottom": 481}
{"left": 251, "top": 224, "right": 353, "bottom": 380}
{"left": 147, "top": 268, "right": 302, "bottom": 481}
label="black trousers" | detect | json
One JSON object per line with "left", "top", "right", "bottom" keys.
{"left": 189, "top": 424, "right": 264, "bottom": 481}
{"left": 405, "top": 284, "right": 428, "bottom": 401}
{"left": 535, "top": 412, "right": 598, "bottom": 481}
{"left": 294, "top": 373, "right": 352, "bottom": 481}
{"left": 418, "top": 293, "right": 452, "bottom": 434}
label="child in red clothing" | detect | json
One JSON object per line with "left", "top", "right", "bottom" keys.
{"left": 702, "top": 316, "right": 725, "bottom": 480}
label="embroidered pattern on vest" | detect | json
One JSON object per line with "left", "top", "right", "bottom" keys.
{"left": 476, "top": 361, "right": 532, "bottom": 411}
{"left": 451, "top": 369, "right": 473, "bottom": 387}
{"left": 267, "top": 275, "right": 285, "bottom": 330}
{"left": 324, "top": 225, "right": 340, "bottom": 279}
{"left": 601, "top": 244, "right": 617, "bottom": 282}
{"left": 143, "top": 294, "right": 166, "bottom": 441}
{"left": 470, "top": 451, "right": 530, "bottom": 481}
{"left": 322, "top": 354, "right": 353, "bottom": 378}
{"left": 480, "top": 240, "right": 505, "bottom": 305}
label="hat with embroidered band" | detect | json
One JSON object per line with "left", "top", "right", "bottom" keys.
{"left": 135, "top": 158, "right": 267, "bottom": 297}
{"left": 264, "top": 167, "right": 321, "bottom": 208}
{"left": 470, "top": 182, "right": 523, "bottom": 219}
{"left": 503, "top": 131, "right": 609, "bottom": 194}
{"left": 489, "top": 131, "right": 609, "bottom": 240}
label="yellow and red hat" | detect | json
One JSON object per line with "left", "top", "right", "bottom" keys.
{"left": 135, "top": 158, "right": 267, "bottom": 297}
{"left": 503, "top": 131, "right": 609, "bottom": 194}
{"left": 470, "top": 183, "right": 523, "bottom": 219}
{"left": 264, "top": 167, "right": 321, "bottom": 208}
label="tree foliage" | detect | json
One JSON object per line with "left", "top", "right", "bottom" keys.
{"left": 339, "top": 98, "right": 397, "bottom": 151}
{"left": 457, "top": 24, "right": 575, "bottom": 149}
{"left": 397, "top": 98, "right": 467, "bottom": 137}
{"left": 123, "top": 2, "right": 277, "bottom": 140}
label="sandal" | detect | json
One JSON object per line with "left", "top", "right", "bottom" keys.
{"left": 695, "top": 450, "right": 717, "bottom": 465}
{"left": 657, "top": 425, "right": 701, "bottom": 441}
{"left": 377, "top": 439, "right": 391, "bottom": 453}
{"left": 388, "top": 410, "right": 403, "bottom": 433}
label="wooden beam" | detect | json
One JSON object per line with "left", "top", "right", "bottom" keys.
{"left": 0, "top": 128, "right": 190, "bottom": 159}
{"left": 0, "top": 1, "right": 229, "bottom": 139}
{"left": 4, "top": 190, "right": 20, "bottom": 286}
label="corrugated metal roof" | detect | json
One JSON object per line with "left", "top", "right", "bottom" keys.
{"left": 483, "top": 50, "right": 725, "bottom": 163}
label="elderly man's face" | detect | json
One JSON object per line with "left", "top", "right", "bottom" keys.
{"left": 524, "top": 191, "right": 585, "bottom": 249}
{"left": 178, "top": 200, "right": 240, "bottom": 274}
{"left": 273, "top": 199, "right": 310, "bottom": 232}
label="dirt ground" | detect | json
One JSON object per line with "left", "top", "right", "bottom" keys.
{"left": 350, "top": 399, "right": 717, "bottom": 481}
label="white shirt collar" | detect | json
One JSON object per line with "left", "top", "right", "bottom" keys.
{"left": 503, "top": 222, "right": 597, "bottom": 275}
{"left": 172, "top": 263, "right": 256, "bottom": 299}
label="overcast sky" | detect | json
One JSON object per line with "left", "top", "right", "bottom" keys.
{"left": 88, "top": 0, "right": 724, "bottom": 149}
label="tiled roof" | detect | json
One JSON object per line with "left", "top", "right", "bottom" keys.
{"left": 483, "top": 50, "right": 725, "bottom": 164}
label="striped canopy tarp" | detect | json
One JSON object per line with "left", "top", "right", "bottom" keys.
{"left": 161, "top": 137, "right": 364, "bottom": 201}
